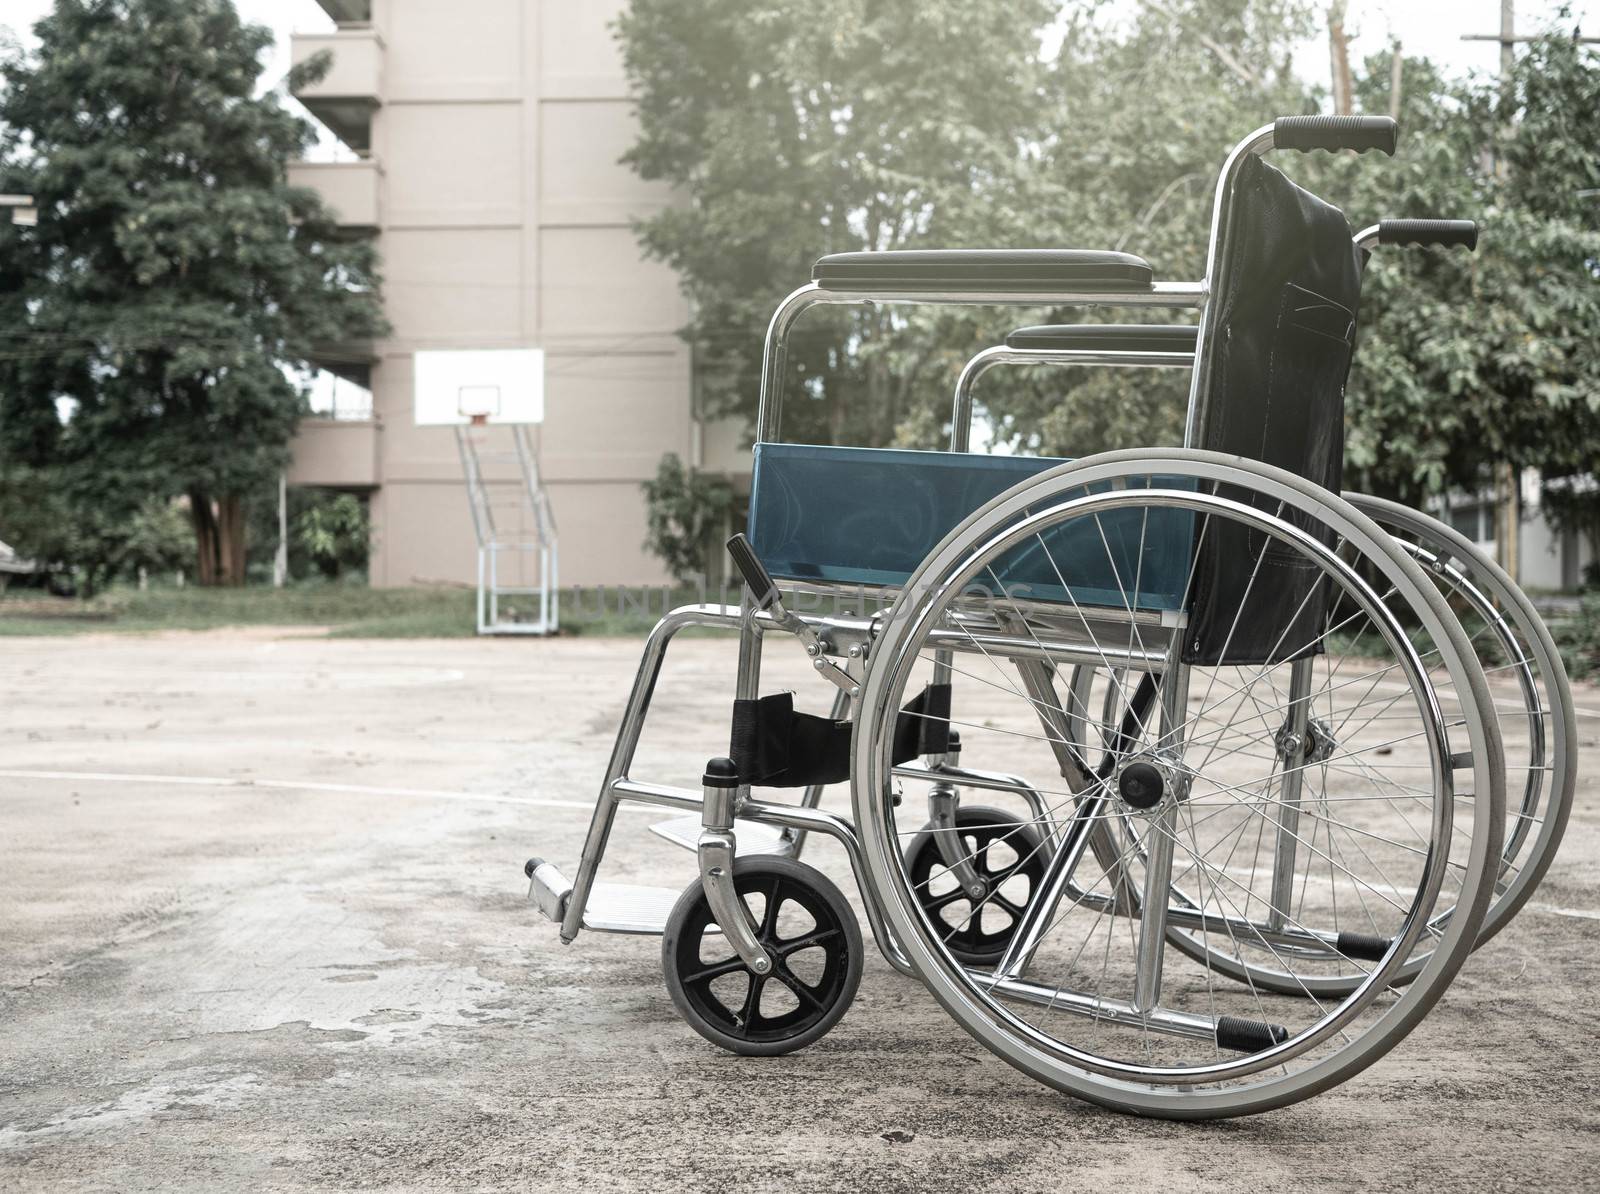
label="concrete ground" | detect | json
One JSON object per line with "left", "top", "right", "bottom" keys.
{"left": 2, "top": 630, "right": 1597, "bottom": 1191}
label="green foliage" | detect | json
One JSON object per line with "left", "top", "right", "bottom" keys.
{"left": 0, "top": 582, "right": 727, "bottom": 638}
{"left": 1331, "top": 35, "right": 1600, "bottom": 502}
{"left": 121, "top": 496, "right": 195, "bottom": 577}
{"left": 0, "top": 0, "right": 387, "bottom": 586}
{"left": 618, "top": 0, "right": 1600, "bottom": 510}
{"left": 617, "top": 0, "right": 1060, "bottom": 448}
{"left": 0, "top": 460, "right": 191, "bottom": 594}
{"left": 0, "top": 463, "right": 95, "bottom": 590}
{"left": 641, "top": 452, "right": 736, "bottom": 583}
{"left": 295, "top": 491, "right": 369, "bottom": 581}
{"left": 1553, "top": 593, "right": 1600, "bottom": 678}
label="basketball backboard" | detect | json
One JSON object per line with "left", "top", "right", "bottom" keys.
{"left": 414, "top": 349, "right": 545, "bottom": 425}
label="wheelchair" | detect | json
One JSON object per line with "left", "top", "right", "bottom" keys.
{"left": 524, "top": 115, "right": 1514, "bottom": 1119}
{"left": 950, "top": 219, "right": 1576, "bottom": 985}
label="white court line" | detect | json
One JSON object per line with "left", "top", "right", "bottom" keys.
{"left": 1530, "top": 904, "right": 1600, "bottom": 922}
{"left": 4, "top": 768, "right": 1595, "bottom": 923}
{"left": 1210, "top": 863, "right": 1600, "bottom": 924}
{"left": 0, "top": 768, "right": 657, "bottom": 816}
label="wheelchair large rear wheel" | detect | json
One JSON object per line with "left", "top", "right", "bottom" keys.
{"left": 1066, "top": 492, "right": 1576, "bottom": 995}
{"left": 1346, "top": 494, "right": 1576, "bottom": 951}
{"left": 852, "top": 449, "right": 1504, "bottom": 1118}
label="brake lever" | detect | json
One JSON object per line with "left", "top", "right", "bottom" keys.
{"left": 726, "top": 534, "right": 860, "bottom": 696}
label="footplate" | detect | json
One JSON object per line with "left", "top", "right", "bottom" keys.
{"left": 649, "top": 814, "right": 792, "bottom": 857}
{"left": 528, "top": 857, "right": 723, "bottom": 941}
{"left": 525, "top": 858, "right": 688, "bottom": 935}
{"left": 580, "top": 883, "right": 687, "bottom": 934}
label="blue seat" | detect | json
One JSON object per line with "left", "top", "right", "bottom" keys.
{"left": 747, "top": 443, "right": 1195, "bottom": 612}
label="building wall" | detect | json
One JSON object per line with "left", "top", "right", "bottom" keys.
{"left": 1439, "top": 475, "right": 1594, "bottom": 593}
{"left": 301, "top": 0, "right": 692, "bottom": 587}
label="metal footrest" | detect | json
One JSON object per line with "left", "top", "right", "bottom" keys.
{"left": 581, "top": 882, "right": 688, "bottom": 935}
{"left": 648, "top": 814, "right": 792, "bottom": 856}
{"left": 526, "top": 856, "right": 713, "bottom": 936}
{"left": 526, "top": 857, "right": 573, "bottom": 923}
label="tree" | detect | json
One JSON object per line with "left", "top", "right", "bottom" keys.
{"left": 616, "top": 0, "right": 1600, "bottom": 561}
{"left": 617, "top": 0, "right": 1062, "bottom": 451}
{"left": 968, "top": 0, "right": 1319, "bottom": 458}
{"left": 0, "top": 0, "right": 387, "bottom": 589}
{"left": 617, "top": 0, "right": 1325, "bottom": 469}
{"left": 0, "top": 463, "right": 192, "bottom": 594}
{"left": 1334, "top": 32, "right": 1600, "bottom": 504}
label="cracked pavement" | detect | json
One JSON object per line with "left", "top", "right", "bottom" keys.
{"left": 2, "top": 630, "right": 1597, "bottom": 1190}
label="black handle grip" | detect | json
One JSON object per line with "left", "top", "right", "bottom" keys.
{"left": 1273, "top": 115, "right": 1398, "bottom": 155}
{"left": 1378, "top": 219, "right": 1478, "bottom": 250}
{"left": 726, "top": 534, "right": 779, "bottom": 611}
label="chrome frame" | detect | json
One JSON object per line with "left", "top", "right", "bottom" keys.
{"left": 946, "top": 222, "right": 1385, "bottom": 451}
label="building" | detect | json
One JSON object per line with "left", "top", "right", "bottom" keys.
{"left": 1441, "top": 474, "right": 1595, "bottom": 594}
{"left": 283, "top": 0, "right": 742, "bottom": 587}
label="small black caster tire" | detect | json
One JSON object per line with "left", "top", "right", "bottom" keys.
{"left": 662, "top": 857, "right": 862, "bottom": 1057}
{"left": 904, "top": 805, "right": 1047, "bottom": 966}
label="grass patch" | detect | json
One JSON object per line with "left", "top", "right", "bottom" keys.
{"left": 0, "top": 583, "right": 739, "bottom": 638}
{"left": 0, "top": 584, "right": 475, "bottom": 636}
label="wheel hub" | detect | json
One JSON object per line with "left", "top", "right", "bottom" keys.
{"left": 1113, "top": 751, "right": 1192, "bottom": 812}
{"left": 1275, "top": 716, "right": 1337, "bottom": 764}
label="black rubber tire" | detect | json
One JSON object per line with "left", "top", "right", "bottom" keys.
{"left": 903, "top": 806, "right": 1048, "bottom": 966}
{"left": 662, "top": 856, "right": 862, "bottom": 1057}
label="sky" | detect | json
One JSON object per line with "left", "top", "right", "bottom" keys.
{"left": 4, "top": 1, "right": 1598, "bottom": 112}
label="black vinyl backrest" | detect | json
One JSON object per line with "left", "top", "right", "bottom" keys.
{"left": 1183, "top": 154, "right": 1363, "bottom": 666}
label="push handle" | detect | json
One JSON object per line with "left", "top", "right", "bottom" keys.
{"left": 1273, "top": 115, "right": 1398, "bottom": 155}
{"left": 726, "top": 533, "right": 780, "bottom": 611}
{"left": 1378, "top": 219, "right": 1478, "bottom": 250}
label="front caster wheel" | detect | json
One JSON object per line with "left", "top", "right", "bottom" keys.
{"left": 904, "top": 806, "right": 1048, "bottom": 966}
{"left": 662, "top": 857, "right": 862, "bottom": 1056}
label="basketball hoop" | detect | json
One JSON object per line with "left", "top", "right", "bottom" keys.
{"left": 411, "top": 348, "right": 557, "bottom": 636}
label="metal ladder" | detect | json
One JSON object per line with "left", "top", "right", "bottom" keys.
{"left": 454, "top": 423, "right": 559, "bottom": 635}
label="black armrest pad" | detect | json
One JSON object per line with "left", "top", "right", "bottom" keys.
{"left": 1005, "top": 324, "right": 1198, "bottom": 353}
{"left": 813, "top": 249, "right": 1153, "bottom": 293}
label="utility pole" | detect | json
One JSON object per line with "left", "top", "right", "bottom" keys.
{"left": 1498, "top": 1, "right": 1518, "bottom": 582}
{"left": 1328, "top": 1, "right": 1354, "bottom": 114}
{"left": 274, "top": 472, "right": 288, "bottom": 588}
{"left": 1500, "top": 0, "right": 1516, "bottom": 80}
{"left": 1389, "top": 38, "right": 1403, "bottom": 117}
{"left": 1463, "top": 3, "right": 1522, "bottom": 580}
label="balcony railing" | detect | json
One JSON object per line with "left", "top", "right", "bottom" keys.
{"left": 288, "top": 158, "right": 381, "bottom": 229}
{"left": 288, "top": 417, "right": 380, "bottom": 489}
{"left": 290, "top": 29, "right": 382, "bottom": 152}
{"left": 311, "top": 0, "right": 371, "bottom": 21}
